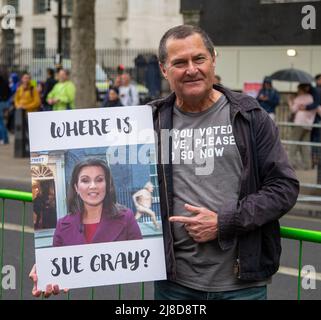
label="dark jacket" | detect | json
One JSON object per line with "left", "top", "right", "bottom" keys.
{"left": 256, "top": 88, "right": 280, "bottom": 114}
{"left": 42, "top": 77, "right": 57, "bottom": 106}
{"left": 150, "top": 85, "right": 299, "bottom": 282}
{"left": 101, "top": 98, "right": 123, "bottom": 108}
{"left": 0, "top": 76, "right": 10, "bottom": 102}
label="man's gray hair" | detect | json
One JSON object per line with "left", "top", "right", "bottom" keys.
{"left": 158, "top": 25, "right": 215, "bottom": 65}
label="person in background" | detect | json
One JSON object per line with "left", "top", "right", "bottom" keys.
{"left": 305, "top": 75, "right": 321, "bottom": 168}
{"left": 257, "top": 76, "right": 280, "bottom": 121}
{"left": 47, "top": 69, "right": 76, "bottom": 111}
{"left": 9, "top": 73, "right": 19, "bottom": 98}
{"left": 0, "top": 70, "right": 10, "bottom": 144}
{"left": 101, "top": 86, "right": 123, "bottom": 108}
{"left": 14, "top": 72, "right": 41, "bottom": 153}
{"left": 14, "top": 73, "right": 41, "bottom": 113}
{"left": 119, "top": 73, "right": 139, "bottom": 106}
{"left": 6, "top": 73, "right": 20, "bottom": 133}
{"left": 288, "top": 83, "right": 315, "bottom": 170}
{"left": 41, "top": 68, "right": 57, "bottom": 111}
{"left": 32, "top": 181, "right": 44, "bottom": 230}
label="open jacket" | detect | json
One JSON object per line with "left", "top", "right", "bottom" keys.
{"left": 150, "top": 85, "right": 299, "bottom": 282}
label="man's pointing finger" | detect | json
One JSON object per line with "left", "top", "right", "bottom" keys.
{"left": 169, "top": 216, "right": 197, "bottom": 224}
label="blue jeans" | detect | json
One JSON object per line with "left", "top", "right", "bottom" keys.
{"left": 154, "top": 280, "right": 267, "bottom": 300}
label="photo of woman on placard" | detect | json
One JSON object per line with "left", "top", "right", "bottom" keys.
{"left": 53, "top": 158, "right": 142, "bottom": 246}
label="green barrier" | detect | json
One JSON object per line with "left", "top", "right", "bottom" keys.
{"left": 1, "top": 189, "right": 321, "bottom": 300}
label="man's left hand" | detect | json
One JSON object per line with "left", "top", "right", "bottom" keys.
{"left": 169, "top": 204, "right": 218, "bottom": 243}
{"left": 298, "top": 104, "right": 306, "bottom": 111}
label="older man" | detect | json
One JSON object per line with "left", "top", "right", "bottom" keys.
{"left": 151, "top": 25, "right": 299, "bottom": 300}
{"left": 119, "top": 73, "right": 139, "bottom": 106}
{"left": 30, "top": 25, "right": 299, "bottom": 300}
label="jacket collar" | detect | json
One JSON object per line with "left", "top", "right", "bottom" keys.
{"left": 150, "top": 84, "right": 261, "bottom": 119}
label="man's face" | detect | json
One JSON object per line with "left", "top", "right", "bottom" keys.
{"left": 317, "top": 77, "right": 321, "bottom": 86}
{"left": 121, "top": 74, "right": 130, "bottom": 86}
{"left": 160, "top": 33, "right": 216, "bottom": 100}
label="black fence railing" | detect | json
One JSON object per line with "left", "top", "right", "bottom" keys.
{"left": 0, "top": 47, "right": 159, "bottom": 85}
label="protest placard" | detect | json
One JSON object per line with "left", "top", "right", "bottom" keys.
{"left": 28, "top": 106, "right": 166, "bottom": 290}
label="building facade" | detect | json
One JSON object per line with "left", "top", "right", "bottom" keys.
{"left": 0, "top": 0, "right": 182, "bottom": 53}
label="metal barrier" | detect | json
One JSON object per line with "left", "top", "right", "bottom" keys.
{"left": 1, "top": 189, "right": 321, "bottom": 300}
{"left": 0, "top": 189, "right": 145, "bottom": 300}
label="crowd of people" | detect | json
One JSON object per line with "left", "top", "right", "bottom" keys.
{"left": 1, "top": 62, "right": 321, "bottom": 172}
{"left": 0, "top": 66, "right": 151, "bottom": 146}
{"left": 256, "top": 74, "right": 321, "bottom": 171}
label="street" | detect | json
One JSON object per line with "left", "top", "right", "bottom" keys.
{"left": 1, "top": 181, "right": 321, "bottom": 300}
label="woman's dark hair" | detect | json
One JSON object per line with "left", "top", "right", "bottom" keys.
{"left": 297, "top": 83, "right": 311, "bottom": 94}
{"left": 109, "top": 86, "right": 119, "bottom": 95}
{"left": 67, "top": 158, "right": 118, "bottom": 217}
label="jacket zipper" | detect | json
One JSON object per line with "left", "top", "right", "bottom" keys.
{"left": 158, "top": 111, "right": 176, "bottom": 277}
{"left": 232, "top": 109, "right": 242, "bottom": 280}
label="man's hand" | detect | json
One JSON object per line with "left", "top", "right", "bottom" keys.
{"left": 169, "top": 204, "right": 218, "bottom": 243}
{"left": 298, "top": 104, "right": 306, "bottom": 111}
{"left": 29, "top": 264, "right": 68, "bottom": 298}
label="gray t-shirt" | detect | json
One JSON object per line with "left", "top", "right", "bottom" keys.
{"left": 172, "top": 94, "right": 268, "bottom": 292}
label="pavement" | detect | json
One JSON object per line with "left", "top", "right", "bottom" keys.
{"left": 0, "top": 134, "right": 31, "bottom": 191}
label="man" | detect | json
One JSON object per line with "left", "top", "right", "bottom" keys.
{"left": 30, "top": 25, "right": 299, "bottom": 300}
{"left": 256, "top": 76, "right": 280, "bottom": 121}
{"left": 47, "top": 69, "right": 76, "bottom": 111}
{"left": 151, "top": 25, "right": 299, "bottom": 300}
{"left": 132, "top": 182, "right": 160, "bottom": 230}
{"left": 119, "top": 73, "right": 139, "bottom": 106}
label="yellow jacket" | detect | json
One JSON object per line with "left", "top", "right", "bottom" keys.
{"left": 14, "top": 85, "right": 41, "bottom": 112}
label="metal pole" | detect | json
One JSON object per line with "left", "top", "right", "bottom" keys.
{"left": 57, "top": 0, "right": 63, "bottom": 66}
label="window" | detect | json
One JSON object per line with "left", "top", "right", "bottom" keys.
{"left": 6, "top": 0, "right": 19, "bottom": 14}
{"left": 34, "top": 0, "right": 47, "bottom": 14}
{"left": 62, "top": 28, "right": 71, "bottom": 58}
{"left": 2, "top": 30, "right": 15, "bottom": 66}
{"left": 3, "top": 29, "right": 15, "bottom": 50}
{"left": 65, "top": 0, "right": 73, "bottom": 15}
{"left": 33, "top": 28, "right": 46, "bottom": 58}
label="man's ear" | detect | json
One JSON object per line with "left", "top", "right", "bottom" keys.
{"left": 159, "top": 62, "right": 168, "bottom": 80}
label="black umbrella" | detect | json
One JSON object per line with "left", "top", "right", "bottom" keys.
{"left": 270, "top": 68, "right": 314, "bottom": 83}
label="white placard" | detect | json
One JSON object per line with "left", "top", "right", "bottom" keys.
{"left": 28, "top": 105, "right": 155, "bottom": 152}
{"left": 36, "top": 238, "right": 166, "bottom": 290}
{"left": 29, "top": 106, "right": 167, "bottom": 290}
